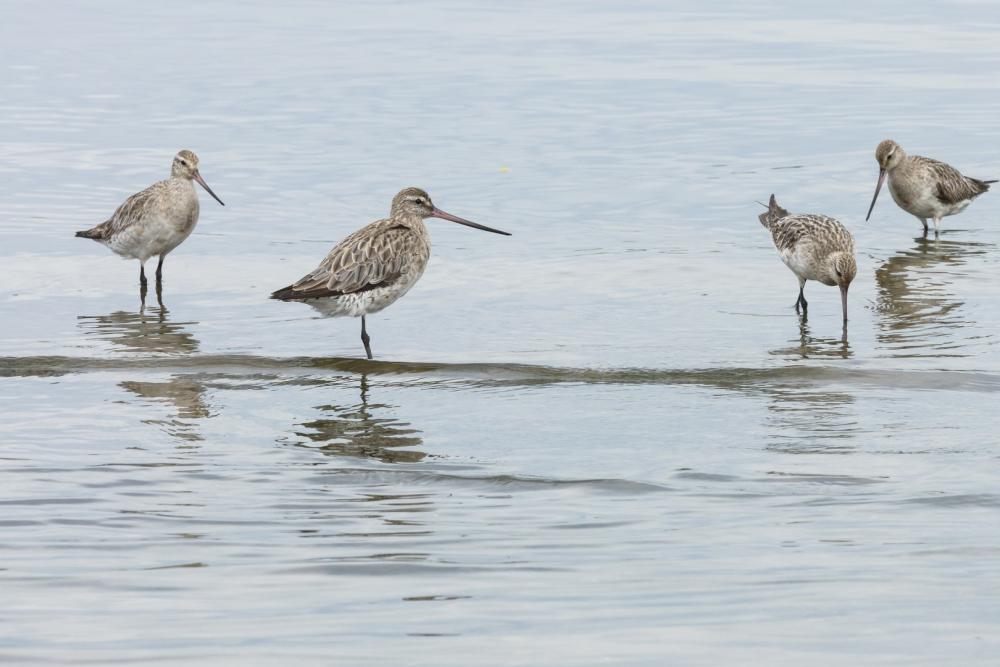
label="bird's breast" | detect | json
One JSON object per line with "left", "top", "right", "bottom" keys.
{"left": 888, "top": 169, "right": 939, "bottom": 217}
{"left": 165, "top": 184, "right": 200, "bottom": 234}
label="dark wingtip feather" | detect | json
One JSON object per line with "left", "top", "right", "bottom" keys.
{"left": 971, "top": 178, "right": 996, "bottom": 195}
{"left": 270, "top": 285, "right": 297, "bottom": 301}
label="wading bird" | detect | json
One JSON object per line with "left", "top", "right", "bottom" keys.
{"left": 759, "top": 194, "right": 856, "bottom": 324}
{"left": 866, "top": 139, "right": 995, "bottom": 235}
{"left": 271, "top": 187, "right": 510, "bottom": 359}
{"left": 75, "top": 150, "right": 225, "bottom": 295}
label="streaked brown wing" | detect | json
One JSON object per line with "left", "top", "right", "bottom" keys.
{"left": 771, "top": 214, "right": 852, "bottom": 253}
{"left": 916, "top": 156, "right": 990, "bottom": 205}
{"left": 271, "top": 222, "right": 418, "bottom": 301}
{"left": 108, "top": 180, "right": 167, "bottom": 234}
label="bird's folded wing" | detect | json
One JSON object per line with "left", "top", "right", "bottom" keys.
{"left": 770, "top": 214, "right": 837, "bottom": 251}
{"left": 916, "top": 157, "right": 989, "bottom": 204}
{"left": 273, "top": 223, "right": 415, "bottom": 300}
{"left": 108, "top": 181, "right": 166, "bottom": 234}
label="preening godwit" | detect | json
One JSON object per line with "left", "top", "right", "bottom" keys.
{"left": 759, "top": 194, "right": 856, "bottom": 323}
{"left": 866, "top": 139, "right": 996, "bottom": 234}
{"left": 271, "top": 187, "right": 511, "bottom": 359}
{"left": 75, "top": 150, "right": 225, "bottom": 290}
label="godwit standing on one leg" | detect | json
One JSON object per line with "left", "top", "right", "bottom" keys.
{"left": 270, "top": 187, "right": 511, "bottom": 359}
{"left": 75, "top": 150, "right": 225, "bottom": 292}
{"left": 865, "top": 139, "right": 996, "bottom": 235}
{"left": 759, "top": 194, "right": 857, "bottom": 323}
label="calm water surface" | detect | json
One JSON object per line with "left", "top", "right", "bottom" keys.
{"left": 2, "top": 1, "right": 1000, "bottom": 664}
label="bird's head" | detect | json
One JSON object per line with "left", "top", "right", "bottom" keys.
{"left": 171, "top": 149, "right": 224, "bottom": 206}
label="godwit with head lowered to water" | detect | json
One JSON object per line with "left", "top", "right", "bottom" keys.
{"left": 759, "top": 194, "right": 857, "bottom": 324}
{"left": 271, "top": 187, "right": 511, "bottom": 359}
{"left": 866, "top": 139, "right": 996, "bottom": 235}
{"left": 75, "top": 150, "right": 225, "bottom": 290}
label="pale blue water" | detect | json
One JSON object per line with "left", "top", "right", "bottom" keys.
{"left": 2, "top": 1, "right": 1000, "bottom": 664}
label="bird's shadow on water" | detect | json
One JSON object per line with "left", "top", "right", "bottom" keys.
{"left": 873, "top": 234, "right": 993, "bottom": 357}
{"left": 282, "top": 373, "right": 427, "bottom": 464}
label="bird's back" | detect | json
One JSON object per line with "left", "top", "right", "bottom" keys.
{"left": 769, "top": 214, "right": 854, "bottom": 256}
{"left": 75, "top": 178, "right": 174, "bottom": 241}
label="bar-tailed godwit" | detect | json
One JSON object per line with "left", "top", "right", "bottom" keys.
{"left": 866, "top": 139, "right": 996, "bottom": 234}
{"left": 759, "top": 194, "right": 856, "bottom": 323}
{"left": 271, "top": 187, "right": 510, "bottom": 359}
{"left": 75, "top": 150, "right": 225, "bottom": 289}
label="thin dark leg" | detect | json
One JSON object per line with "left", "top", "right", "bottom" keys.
{"left": 155, "top": 278, "right": 165, "bottom": 311}
{"left": 155, "top": 255, "right": 164, "bottom": 283}
{"left": 795, "top": 286, "right": 808, "bottom": 315}
{"left": 360, "top": 315, "right": 373, "bottom": 360}
{"left": 139, "top": 278, "right": 148, "bottom": 310}
{"left": 140, "top": 264, "right": 148, "bottom": 288}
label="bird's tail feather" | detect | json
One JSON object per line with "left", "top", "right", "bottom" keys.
{"left": 758, "top": 194, "right": 789, "bottom": 230}
{"left": 970, "top": 178, "right": 997, "bottom": 195}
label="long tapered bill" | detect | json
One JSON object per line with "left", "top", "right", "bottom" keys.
{"left": 432, "top": 207, "right": 511, "bottom": 236}
{"left": 865, "top": 169, "right": 886, "bottom": 221}
{"left": 194, "top": 171, "right": 225, "bottom": 206}
{"left": 840, "top": 284, "right": 849, "bottom": 323}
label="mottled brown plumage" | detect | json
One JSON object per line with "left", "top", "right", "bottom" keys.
{"left": 867, "top": 139, "right": 996, "bottom": 234}
{"left": 759, "top": 194, "right": 856, "bottom": 323}
{"left": 271, "top": 187, "right": 510, "bottom": 359}
{"left": 270, "top": 223, "right": 421, "bottom": 301}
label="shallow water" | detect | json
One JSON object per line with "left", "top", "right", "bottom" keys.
{"left": 3, "top": 1, "right": 1000, "bottom": 664}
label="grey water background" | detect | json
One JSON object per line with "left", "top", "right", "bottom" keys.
{"left": 2, "top": 0, "right": 1000, "bottom": 664}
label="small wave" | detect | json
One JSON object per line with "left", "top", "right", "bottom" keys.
{"left": 304, "top": 467, "right": 669, "bottom": 495}
{"left": 2, "top": 354, "right": 1000, "bottom": 394}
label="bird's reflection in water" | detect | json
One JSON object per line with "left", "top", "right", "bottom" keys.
{"left": 292, "top": 374, "right": 426, "bottom": 463}
{"left": 120, "top": 375, "right": 212, "bottom": 443}
{"left": 78, "top": 301, "right": 198, "bottom": 355}
{"left": 79, "top": 299, "right": 206, "bottom": 441}
{"left": 771, "top": 315, "right": 851, "bottom": 360}
{"left": 763, "top": 382, "right": 859, "bottom": 454}
{"left": 875, "top": 235, "right": 992, "bottom": 357}
{"left": 765, "top": 315, "right": 856, "bottom": 452}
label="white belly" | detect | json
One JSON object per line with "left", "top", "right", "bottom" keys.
{"left": 779, "top": 244, "right": 821, "bottom": 282}
{"left": 109, "top": 218, "right": 196, "bottom": 261}
{"left": 305, "top": 268, "right": 425, "bottom": 318}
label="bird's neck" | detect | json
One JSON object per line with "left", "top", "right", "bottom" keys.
{"left": 393, "top": 212, "right": 427, "bottom": 229}
{"left": 889, "top": 153, "right": 911, "bottom": 174}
